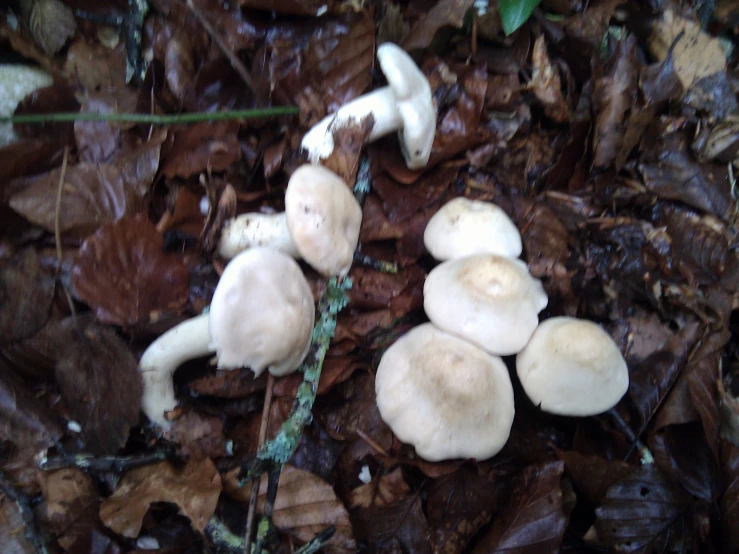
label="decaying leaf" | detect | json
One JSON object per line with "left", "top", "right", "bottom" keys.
{"left": 350, "top": 466, "right": 410, "bottom": 509}
{"left": 99, "top": 458, "right": 222, "bottom": 537}
{"left": 401, "top": 0, "right": 476, "bottom": 50}
{"left": 721, "top": 442, "right": 739, "bottom": 552}
{"left": 471, "top": 461, "right": 568, "bottom": 553}
{"left": 71, "top": 214, "right": 190, "bottom": 327}
{"left": 52, "top": 317, "right": 142, "bottom": 455}
{"left": 353, "top": 494, "right": 432, "bottom": 554}
{"left": 594, "top": 465, "right": 692, "bottom": 552}
{"left": 0, "top": 248, "right": 54, "bottom": 345}
{"left": 0, "top": 490, "right": 37, "bottom": 554}
{"left": 557, "top": 450, "right": 634, "bottom": 505}
{"left": 224, "top": 464, "right": 356, "bottom": 552}
{"left": 529, "top": 35, "right": 570, "bottom": 123}
{"left": 648, "top": 9, "right": 726, "bottom": 91}
{"left": 38, "top": 468, "right": 97, "bottom": 538}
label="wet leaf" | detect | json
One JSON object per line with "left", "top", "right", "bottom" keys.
{"left": 529, "top": 35, "right": 570, "bottom": 123}
{"left": 557, "top": 450, "right": 634, "bottom": 506}
{"left": 74, "top": 89, "right": 139, "bottom": 164}
{"left": 0, "top": 490, "right": 37, "bottom": 554}
{"left": 426, "top": 466, "right": 503, "bottom": 554}
{"left": 224, "top": 464, "right": 356, "bottom": 552}
{"left": 170, "top": 411, "right": 227, "bottom": 461}
{"left": 720, "top": 442, "right": 739, "bottom": 553}
{"left": 350, "top": 467, "right": 410, "bottom": 509}
{"left": 354, "top": 494, "right": 432, "bottom": 554}
{"left": 99, "top": 458, "right": 222, "bottom": 537}
{"left": 402, "top": 0, "right": 476, "bottom": 50}
{"left": 160, "top": 121, "right": 241, "bottom": 179}
{"left": 471, "top": 461, "right": 568, "bottom": 553}
{"left": 71, "top": 214, "right": 190, "bottom": 327}
{"left": 52, "top": 318, "right": 142, "bottom": 455}
{"left": 38, "top": 468, "right": 97, "bottom": 537}
{"left": 8, "top": 163, "right": 142, "bottom": 238}
{"left": 0, "top": 249, "right": 55, "bottom": 345}
{"left": 593, "top": 35, "right": 638, "bottom": 168}
{"left": 594, "top": 465, "right": 692, "bottom": 553}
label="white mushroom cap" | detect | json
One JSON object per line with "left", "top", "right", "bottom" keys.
{"left": 375, "top": 323, "right": 515, "bottom": 461}
{"left": 423, "top": 197, "right": 523, "bottom": 261}
{"left": 376, "top": 43, "right": 436, "bottom": 169}
{"left": 209, "top": 247, "right": 315, "bottom": 376}
{"left": 516, "top": 317, "right": 629, "bottom": 416}
{"left": 423, "top": 254, "right": 548, "bottom": 356}
{"left": 285, "top": 165, "right": 362, "bottom": 277}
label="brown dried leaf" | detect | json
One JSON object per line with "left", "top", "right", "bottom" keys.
{"left": 0, "top": 490, "right": 37, "bottom": 554}
{"left": 160, "top": 121, "right": 241, "bottom": 179}
{"left": 556, "top": 450, "right": 634, "bottom": 505}
{"left": 427, "top": 466, "right": 502, "bottom": 554}
{"left": 38, "top": 468, "right": 97, "bottom": 537}
{"left": 648, "top": 9, "right": 726, "bottom": 91}
{"left": 9, "top": 163, "right": 141, "bottom": 238}
{"left": 593, "top": 35, "right": 638, "bottom": 168}
{"left": 401, "top": 0, "right": 476, "bottom": 50}
{"left": 349, "top": 467, "right": 410, "bottom": 509}
{"left": 99, "top": 458, "right": 221, "bottom": 537}
{"left": 64, "top": 39, "right": 128, "bottom": 91}
{"left": 52, "top": 318, "right": 142, "bottom": 454}
{"left": 224, "top": 464, "right": 356, "bottom": 552}
{"left": 353, "top": 494, "right": 432, "bottom": 554}
{"left": 471, "top": 461, "right": 568, "bottom": 554}
{"left": 529, "top": 35, "right": 570, "bottom": 123}
{"left": 594, "top": 465, "right": 692, "bottom": 552}
{"left": 0, "top": 249, "right": 54, "bottom": 345}
{"left": 71, "top": 214, "right": 190, "bottom": 327}
{"left": 170, "top": 411, "right": 227, "bottom": 461}
{"left": 321, "top": 116, "right": 375, "bottom": 185}
{"left": 74, "top": 88, "right": 139, "bottom": 164}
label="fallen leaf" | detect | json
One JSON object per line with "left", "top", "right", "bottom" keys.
{"left": 353, "top": 494, "right": 432, "bottom": 554}
{"left": 401, "top": 0, "right": 476, "bottom": 50}
{"left": 426, "top": 465, "right": 503, "bottom": 554}
{"left": 99, "top": 458, "right": 221, "bottom": 537}
{"left": 170, "top": 411, "right": 227, "bottom": 461}
{"left": 720, "top": 441, "right": 739, "bottom": 553}
{"left": 594, "top": 464, "right": 692, "bottom": 552}
{"left": 471, "top": 461, "right": 568, "bottom": 553}
{"left": 648, "top": 9, "right": 726, "bottom": 91}
{"left": 74, "top": 88, "right": 138, "bottom": 164}
{"left": 0, "top": 490, "right": 37, "bottom": 554}
{"left": 224, "top": 464, "right": 356, "bottom": 552}
{"left": 350, "top": 466, "right": 410, "bottom": 509}
{"left": 160, "top": 121, "right": 241, "bottom": 179}
{"left": 71, "top": 214, "right": 190, "bottom": 327}
{"left": 0, "top": 249, "right": 55, "bottom": 345}
{"left": 529, "top": 35, "right": 570, "bottom": 123}
{"left": 52, "top": 318, "right": 143, "bottom": 454}
{"left": 38, "top": 468, "right": 97, "bottom": 536}
{"left": 556, "top": 450, "right": 634, "bottom": 505}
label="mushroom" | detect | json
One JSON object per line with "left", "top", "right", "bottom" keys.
{"left": 139, "top": 247, "right": 315, "bottom": 428}
{"left": 0, "top": 64, "right": 53, "bottom": 147}
{"left": 424, "top": 197, "right": 523, "bottom": 261}
{"left": 218, "top": 164, "right": 362, "bottom": 276}
{"left": 516, "top": 317, "right": 629, "bottom": 416}
{"left": 375, "top": 323, "right": 515, "bottom": 462}
{"left": 301, "top": 43, "right": 436, "bottom": 170}
{"left": 423, "top": 254, "right": 548, "bottom": 356}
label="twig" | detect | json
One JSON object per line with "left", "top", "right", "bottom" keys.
{"left": 205, "top": 516, "right": 245, "bottom": 554}
{"left": 39, "top": 449, "right": 175, "bottom": 472}
{"left": 353, "top": 156, "right": 372, "bottom": 205}
{"left": 0, "top": 470, "right": 49, "bottom": 554}
{"left": 244, "top": 374, "right": 275, "bottom": 554}
{"left": 54, "top": 147, "right": 76, "bottom": 316}
{"left": 606, "top": 409, "right": 654, "bottom": 465}
{"left": 353, "top": 252, "right": 398, "bottom": 273}
{"left": 294, "top": 527, "right": 336, "bottom": 554}
{"left": 253, "top": 467, "right": 281, "bottom": 553}
{"left": 184, "top": 0, "right": 256, "bottom": 94}
{"left": 125, "top": 0, "right": 150, "bottom": 84}
{"left": 0, "top": 107, "right": 299, "bottom": 125}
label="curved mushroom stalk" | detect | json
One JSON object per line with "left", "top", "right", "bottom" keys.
{"left": 300, "top": 43, "right": 436, "bottom": 170}
{"left": 139, "top": 313, "right": 213, "bottom": 429}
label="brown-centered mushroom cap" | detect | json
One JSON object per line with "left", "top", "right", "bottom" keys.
{"left": 423, "top": 254, "right": 548, "bottom": 356}
{"left": 285, "top": 165, "right": 363, "bottom": 277}
{"left": 516, "top": 317, "right": 629, "bottom": 416}
{"left": 375, "top": 323, "right": 515, "bottom": 462}
{"left": 209, "top": 247, "right": 315, "bottom": 376}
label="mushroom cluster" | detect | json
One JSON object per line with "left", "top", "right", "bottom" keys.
{"left": 139, "top": 42, "right": 437, "bottom": 429}
{"left": 375, "top": 197, "right": 630, "bottom": 462}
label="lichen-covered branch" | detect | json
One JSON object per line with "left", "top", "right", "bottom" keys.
{"left": 39, "top": 448, "right": 175, "bottom": 472}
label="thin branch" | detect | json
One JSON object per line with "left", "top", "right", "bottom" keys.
{"left": 244, "top": 374, "right": 275, "bottom": 554}
{"left": 39, "top": 449, "right": 175, "bottom": 472}
{"left": 0, "top": 106, "right": 299, "bottom": 125}
{"left": 184, "top": 0, "right": 256, "bottom": 94}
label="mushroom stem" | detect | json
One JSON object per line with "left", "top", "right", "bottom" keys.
{"left": 300, "top": 87, "right": 402, "bottom": 165}
{"left": 218, "top": 212, "right": 300, "bottom": 259}
{"left": 139, "top": 313, "right": 214, "bottom": 428}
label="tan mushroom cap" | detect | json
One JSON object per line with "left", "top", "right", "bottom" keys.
{"left": 285, "top": 165, "right": 363, "bottom": 277}
{"left": 516, "top": 317, "right": 629, "bottom": 416}
{"left": 209, "top": 247, "right": 315, "bottom": 376}
{"left": 424, "top": 197, "right": 522, "bottom": 261}
{"left": 424, "top": 254, "right": 548, "bottom": 356}
{"left": 375, "top": 323, "right": 515, "bottom": 462}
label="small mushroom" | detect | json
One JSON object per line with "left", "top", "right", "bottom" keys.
{"left": 423, "top": 254, "right": 548, "bottom": 356}
{"left": 301, "top": 43, "right": 436, "bottom": 170}
{"left": 424, "top": 197, "right": 522, "bottom": 261}
{"left": 375, "top": 323, "right": 515, "bottom": 462}
{"left": 139, "top": 248, "right": 315, "bottom": 428}
{"left": 218, "top": 164, "right": 362, "bottom": 276}
{"left": 0, "top": 64, "right": 53, "bottom": 147}
{"left": 516, "top": 317, "right": 629, "bottom": 416}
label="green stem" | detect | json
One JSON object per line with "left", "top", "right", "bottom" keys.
{"left": 0, "top": 107, "right": 299, "bottom": 125}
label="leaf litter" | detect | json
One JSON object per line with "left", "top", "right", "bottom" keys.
{"left": 0, "top": 0, "right": 738, "bottom": 552}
